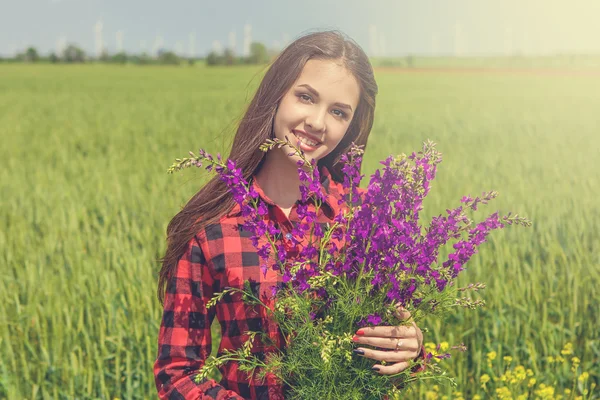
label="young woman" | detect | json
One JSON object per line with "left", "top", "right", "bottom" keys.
{"left": 154, "top": 30, "right": 425, "bottom": 400}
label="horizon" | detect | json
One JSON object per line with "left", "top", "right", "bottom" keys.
{"left": 2, "top": 0, "right": 600, "bottom": 58}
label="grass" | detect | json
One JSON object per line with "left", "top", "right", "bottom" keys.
{"left": 1, "top": 63, "right": 598, "bottom": 399}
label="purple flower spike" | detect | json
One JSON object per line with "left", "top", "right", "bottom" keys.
{"left": 171, "top": 139, "right": 531, "bottom": 387}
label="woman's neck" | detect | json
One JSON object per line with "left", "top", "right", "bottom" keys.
{"left": 254, "top": 151, "right": 304, "bottom": 210}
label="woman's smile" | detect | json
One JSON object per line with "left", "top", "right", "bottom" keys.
{"left": 291, "top": 129, "right": 322, "bottom": 151}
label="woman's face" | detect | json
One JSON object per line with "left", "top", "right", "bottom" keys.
{"left": 272, "top": 58, "right": 361, "bottom": 168}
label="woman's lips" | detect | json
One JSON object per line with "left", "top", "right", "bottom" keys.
{"left": 293, "top": 129, "right": 322, "bottom": 143}
{"left": 292, "top": 130, "right": 322, "bottom": 149}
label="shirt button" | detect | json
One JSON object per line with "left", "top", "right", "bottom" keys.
{"left": 285, "top": 233, "right": 293, "bottom": 240}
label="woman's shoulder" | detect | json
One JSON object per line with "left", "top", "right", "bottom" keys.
{"left": 193, "top": 214, "right": 245, "bottom": 245}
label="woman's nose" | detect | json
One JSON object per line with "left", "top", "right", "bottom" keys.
{"left": 306, "top": 108, "right": 327, "bottom": 133}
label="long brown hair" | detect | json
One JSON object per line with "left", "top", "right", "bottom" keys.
{"left": 157, "top": 29, "right": 378, "bottom": 303}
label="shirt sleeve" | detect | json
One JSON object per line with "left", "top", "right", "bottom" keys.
{"left": 154, "top": 235, "right": 244, "bottom": 400}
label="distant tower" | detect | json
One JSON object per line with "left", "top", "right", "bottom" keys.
{"left": 243, "top": 23, "right": 252, "bottom": 57}
{"left": 368, "top": 25, "right": 379, "bottom": 57}
{"left": 116, "top": 30, "right": 124, "bottom": 53}
{"left": 56, "top": 35, "right": 67, "bottom": 55}
{"left": 153, "top": 35, "right": 164, "bottom": 57}
{"left": 94, "top": 19, "right": 103, "bottom": 57}
{"left": 212, "top": 40, "right": 223, "bottom": 55}
{"left": 188, "top": 32, "right": 196, "bottom": 58}
{"left": 454, "top": 22, "right": 464, "bottom": 56}
{"left": 378, "top": 31, "right": 386, "bottom": 57}
{"left": 228, "top": 30, "right": 236, "bottom": 54}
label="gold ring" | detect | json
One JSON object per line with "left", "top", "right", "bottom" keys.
{"left": 395, "top": 339, "right": 403, "bottom": 350}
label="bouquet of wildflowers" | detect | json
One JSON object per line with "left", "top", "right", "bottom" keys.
{"left": 168, "top": 138, "right": 531, "bottom": 399}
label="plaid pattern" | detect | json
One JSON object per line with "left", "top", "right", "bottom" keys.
{"left": 154, "top": 166, "right": 426, "bottom": 399}
{"left": 155, "top": 167, "right": 349, "bottom": 399}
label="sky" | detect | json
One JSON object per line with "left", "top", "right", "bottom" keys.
{"left": 1, "top": 0, "right": 600, "bottom": 58}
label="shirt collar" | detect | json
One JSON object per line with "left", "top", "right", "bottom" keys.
{"left": 225, "top": 165, "right": 339, "bottom": 219}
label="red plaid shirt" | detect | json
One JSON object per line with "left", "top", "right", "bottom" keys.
{"left": 154, "top": 166, "right": 425, "bottom": 399}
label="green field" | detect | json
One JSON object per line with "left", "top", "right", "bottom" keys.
{"left": 1, "top": 64, "right": 599, "bottom": 399}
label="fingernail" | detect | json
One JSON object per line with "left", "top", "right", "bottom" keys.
{"left": 371, "top": 367, "right": 380, "bottom": 372}
{"left": 356, "top": 329, "right": 365, "bottom": 336}
{"left": 353, "top": 349, "right": 364, "bottom": 355}
{"left": 352, "top": 335, "right": 360, "bottom": 342}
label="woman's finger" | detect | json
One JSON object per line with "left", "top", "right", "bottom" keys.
{"left": 353, "top": 347, "right": 418, "bottom": 363}
{"left": 355, "top": 325, "right": 416, "bottom": 338}
{"left": 394, "top": 305, "right": 412, "bottom": 320}
{"left": 353, "top": 335, "right": 419, "bottom": 351}
{"left": 372, "top": 361, "right": 410, "bottom": 375}
{"left": 415, "top": 323, "right": 424, "bottom": 349}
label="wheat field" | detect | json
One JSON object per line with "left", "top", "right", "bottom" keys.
{"left": 1, "top": 64, "right": 598, "bottom": 399}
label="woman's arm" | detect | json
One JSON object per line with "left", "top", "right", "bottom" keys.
{"left": 154, "top": 235, "right": 244, "bottom": 400}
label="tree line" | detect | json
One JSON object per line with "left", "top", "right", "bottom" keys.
{"left": 1, "top": 41, "right": 275, "bottom": 66}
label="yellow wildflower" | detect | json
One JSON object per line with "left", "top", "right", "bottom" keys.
{"left": 528, "top": 378, "right": 537, "bottom": 387}
{"left": 571, "top": 356, "right": 581, "bottom": 372}
{"left": 526, "top": 368, "right": 534, "bottom": 377}
{"left": 425, "top": 391, "right": 438, "bottom": 400}
{"left": 503, "top": 355, "right": 513, "bottom": 364}
{"left": 535, "top": 383, "right": 556, "bottom": 400}
{"left": 514, "top": 365, "right": 527, "bottom": 382}
{"left": 578, "top": 372, "right": 589, "bottom": 382}
{"left": 487, "top": 351, "right": 497, "bottom": 361}
{"left": 424, "top": 342, "right": 436, "bottom": 353}
{"left": 439, "top": 342, "right": 449, "bottom": 352}
{"left": 424, "top": 342, "right": 446, "bottom": 363}
{"left": 496, "top": 387, "right": 512, "bottom": 399}
{"left": 480, "top": 374, "right": 490, "bottom": 384}
{"left": 546, "top": 356, "right": 555, "bottom": 363}
{"left": 561, "top": 342, "right": 573, "bottom": 356}
{"left": 564, "top": 389, "right": 571, "bottom": 395}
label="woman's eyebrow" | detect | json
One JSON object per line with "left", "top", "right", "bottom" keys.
{"left": 297, "top": 84, "right": 353, "bottom": 112}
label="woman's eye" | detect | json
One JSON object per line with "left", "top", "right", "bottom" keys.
{"left": 298, "top": 93, "right": 346, "bottom": 118}
{"left": 333, "top": 110, "right": 346, "bottom": 118}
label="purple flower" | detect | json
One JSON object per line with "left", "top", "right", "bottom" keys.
{"left": 367, "top": 314, "right": 382, "bottom": 325}
{"left": 178, "top": 139, "right": 530, "bottom": 352}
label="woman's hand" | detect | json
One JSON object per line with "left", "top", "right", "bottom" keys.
{"left": 351, "top": 307, "right": 424, "bottom": 375}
